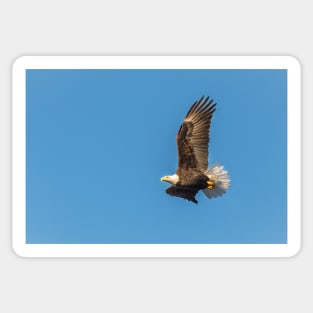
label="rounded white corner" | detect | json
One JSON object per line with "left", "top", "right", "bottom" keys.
{"left": 12, "top": 241, "right": 28, "bottom": 258}
{"left": 285, "top": 55, "right": 301, "bottom": 71}
{"left": 12, "top": 55, "right": 28, "bottom": 71}
{"left": 285, "top": 241, "right": 301, "bottom": 258}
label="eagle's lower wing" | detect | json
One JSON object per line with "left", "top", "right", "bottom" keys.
{"left": 166, "top": 185, "right": 199, "bottom": 204}
{"left": 176, "top": 96, "right": 216, "bottom": 173}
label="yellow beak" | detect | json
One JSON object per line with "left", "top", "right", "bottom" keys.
{"left": 161, "top": 176, "right": 166, "bottom": 182}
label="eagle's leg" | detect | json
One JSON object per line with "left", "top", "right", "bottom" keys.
{"left": 207, "top": 181, "right": 215, "bottom": 189}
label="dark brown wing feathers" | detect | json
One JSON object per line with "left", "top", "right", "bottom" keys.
{"left": 176, "top": 96, "right": 216, "bottom": 174}
{"left": 166, "top": 185, "right": 199, "bottom": 204}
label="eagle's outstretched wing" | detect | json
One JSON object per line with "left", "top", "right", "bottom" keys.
{"left": 166, "top": 185, "right": 199, "bottom": 204}
{"left": 176, "top": 96, "right": 216, "bottom": 173}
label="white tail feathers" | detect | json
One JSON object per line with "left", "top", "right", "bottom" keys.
{"left": 202, "top": 163, "right": 230, "bottom": 199}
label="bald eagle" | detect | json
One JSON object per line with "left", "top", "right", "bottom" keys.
{"left": 161, "top": 96, "right": 230, "bottom": 204}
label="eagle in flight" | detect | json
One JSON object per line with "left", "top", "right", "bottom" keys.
{"left": 161, "top": 96, "right": 230, "bottom": 204}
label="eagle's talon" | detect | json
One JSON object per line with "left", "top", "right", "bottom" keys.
{"left": 207, "top": 181, "right": 215, "bottom": 189}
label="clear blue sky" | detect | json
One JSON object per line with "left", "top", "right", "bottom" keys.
{"left": 26, "top": 69, "right": 287, "bottom": 244}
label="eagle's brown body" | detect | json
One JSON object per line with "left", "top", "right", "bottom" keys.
{"left": 166, "top": 173, "right": 208, "bottom": 204}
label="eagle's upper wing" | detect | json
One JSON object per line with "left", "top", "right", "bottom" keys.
{"left": 166, "top": 185, "right": 199, "bottom": 204}
{"left": 176, "top": 96, "right": 216, "bottom": 173}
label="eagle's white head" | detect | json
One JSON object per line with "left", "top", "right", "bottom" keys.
{"left": 161, "top": 174, "right": 179, "bottom": 185}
